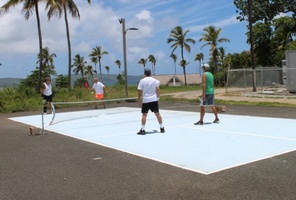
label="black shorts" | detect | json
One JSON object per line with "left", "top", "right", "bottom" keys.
{"left": 141, "top": 101, "right": 159, "bottom": 113}
{"left": 43, "top": 94, "right": 53, "bottom": 102}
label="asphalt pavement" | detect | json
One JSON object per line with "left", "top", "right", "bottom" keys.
{"left": 1, "top": 102, "right": 296, "bottom": 200}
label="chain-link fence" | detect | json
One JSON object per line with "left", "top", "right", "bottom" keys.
{"left": 226, "top": 66, "right": 284, "bottom": 92}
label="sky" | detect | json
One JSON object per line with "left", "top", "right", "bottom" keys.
{"left": 0, "top": 0, "right": 250, "bottom": 79}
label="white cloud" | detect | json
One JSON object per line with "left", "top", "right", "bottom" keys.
{"left": 0, "top": 0, "right": 250, "bottom": 78}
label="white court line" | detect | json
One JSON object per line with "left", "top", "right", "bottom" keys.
{"left": 183, "top": 122, "right": 296, "bottom": 142}
{"left": 209, "top": 148, "right": 296, "bottom": 174}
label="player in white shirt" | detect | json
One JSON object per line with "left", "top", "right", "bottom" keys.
{"left": 137, "top": 68, "right": 165, "bottom": 135}
{"left": 91, "top": 78, "right": 108, "bottom": 109}
{"left": 41, "top": 77, "right": 53, "bottom": 114}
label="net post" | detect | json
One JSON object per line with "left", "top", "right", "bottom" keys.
{"left": 49, "top": 102, "right": 56, "bottom": 125}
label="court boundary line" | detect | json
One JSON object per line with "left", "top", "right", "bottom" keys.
{"left": 9, "top": 108, "right": 296, "bottom": 175}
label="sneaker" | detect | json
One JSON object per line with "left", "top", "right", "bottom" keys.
{"left": 213, "top": 119, "right": 220, "bottom": 123}
{"left": 160, "top": 127, "right": 165, "bottom": 133}
{"left": 194, "top": 121, "right": 203, "bottom": 125}
{"left": 137, "top": 129, "right": 145, "bottom": 135}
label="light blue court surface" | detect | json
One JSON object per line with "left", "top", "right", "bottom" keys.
{"left": 10, "top": 107, "right": 296, "bottom": 175}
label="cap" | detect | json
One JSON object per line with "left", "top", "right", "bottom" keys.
{"left": 202, "top": 63, "right": 210, "bottom": 68}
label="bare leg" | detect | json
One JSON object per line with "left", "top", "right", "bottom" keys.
{"left": 101, "top": 98, "right": 106, "bottom": 108}
{"left": 154, "top": 112, "right": 163, "bottom": 124}
{"left": 211, "top": 106, "right": 219, "bottom": 120}
{"left": 142, "top": 113, "right": 148, "bottom": 126}
{"left": 200, "top": 106, "right": 205, "bottom": 122}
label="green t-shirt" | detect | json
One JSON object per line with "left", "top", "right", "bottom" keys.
{"left": 204, "top": 72, "right": 214, "bottom": 94}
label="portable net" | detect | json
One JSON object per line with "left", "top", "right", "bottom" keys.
{"left": 49, "top": 97, "right": 137, "bottom": 125}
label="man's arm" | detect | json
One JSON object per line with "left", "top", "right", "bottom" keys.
{"left": 103, "top": 86, "right": 108, "bottom": 94}
{"left": 156, "top": 87, "right": 160, "bottom": 100}
{"left": 41, "top": 83, "right": 45, "bottom": 95}
{"left": 202, "top": 74, "right": 206, "bottom": 100}
{"left": 138, "top": 90, "right": 142, "bottom": 107}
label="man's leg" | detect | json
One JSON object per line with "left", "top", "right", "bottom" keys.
{"left": 154, "top": 112, "right": 162, "bottom": 124}
{"left": 211, "top": 106, "right": 219, "bottom": 122}
{"left": 137, "top": 113, "right": 147, "bottom": 135}
{"left": 141, "top": 113, "right": 147, "bottom": 127}
{"left": 200, "top": 106, "right": 205, "bottom": 122}
{"left": 155, "top": 112, "right": 165, "bottom": 133}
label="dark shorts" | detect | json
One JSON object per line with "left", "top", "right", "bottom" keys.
{"left": 43, "top": 94, "right": 53, "bottom": 102}
{"left": 202, "top": 94, "right": 214, "bottom": 106}
{"left": 141, "top": 101, "right": 159, "bottom": 113}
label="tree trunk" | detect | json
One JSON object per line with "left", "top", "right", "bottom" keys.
{"left": 64, "top": 6, "right": 72, "bottom": 90}
{"left": 183, "top": 66, "right": 187, "bottom": 86}
{"left": 248, "top": 0, "right": 256, "bottom": 92}
{"left": 35, "top": 2, "right": 43, "bottom": 93}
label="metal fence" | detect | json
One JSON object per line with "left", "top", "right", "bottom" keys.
{"left": 226, "top": 66, "right": 284, "bottom": 92}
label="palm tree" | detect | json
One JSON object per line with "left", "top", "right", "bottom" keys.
{"left": 105, "top": 65, "right": 110, "bottom": 83}
{"left": 148, "top": 55, "right": 157, "bottom": 75}
{"left": 90, "top": 56, "right": 98, "bottom": 77}
{"left": 194, "top": 52, "right": 204, "bottom": 75}
{"left": 72, "top": 54, "right": 87, "bottom": 78}
{"left": 217, "top": 47, "right": 226, "bottom": 86}
{"left": 138, "top": 58, "right": 147, "bottom": 71}
{"left": 199, "top": 25, "right": 230, "bottom": 72}
{"left": 167, "top": 26, "right": 196, "bottom": 86}
{"left": 1, "top": 0, "right": 43, "bottom": 93}
{"left": 84, "top": 65, "right": 93, "bottom": 82}
{"left": 37, "top": 47, "right": 57, "bottom": 76}
{"left": 89, "top": 46, "right": 108, "bottom": 81}
{"left": 179, "top": 59, "right": 190, "bottom": 84}
{"left": 46, "top": 0, "right": 91, "bottom": 90}
{"left": 170, "top": 53, "right": 177, "bottom": 75}
{"left": 114, "top": 60, "right": 121, "bottom": 74}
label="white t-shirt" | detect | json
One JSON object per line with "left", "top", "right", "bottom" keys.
{"left": 137, "top": 76, "right": 159, "bottom": 103}
{"left": 92, "top": 82, "right": 105, "bottom": 94}
{"left": 43, "top": 83, "right": 52, "bottom": 96}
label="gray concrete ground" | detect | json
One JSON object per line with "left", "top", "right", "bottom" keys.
{"left": 1, "top": 101, "right": 296, "bottom": 200}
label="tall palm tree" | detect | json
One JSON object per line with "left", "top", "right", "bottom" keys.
{"left": 194, "top": 52, "right": 204, "bottom": 75}
{"left": 1, "top": 0, "right": 43, "bottom": 93}
{"left": 148, "top": 55, "right": 157, "bottom": 75}
{"left": 46, "top": 0, "right": 91, "bottom": 90}
{"left": 167, "top": 26, "right": 196, "bottom": 86}
{"left": 89, "top": 46, "right": 108, "bottom": 81}
{"left": 199, "top": 25, "right": 230, "bottom": 71}
{"left": 37, "top": 47, "right": 57, "bottom": 76}
{"left": 170, "top": 53, "right": 177, "bottom": 75}
{"left": 138, "top": 58, "right": 147, "bottom": 71}
{"left": 114, "top": 60, "right": 121, "bottom": 74}
{"left": 90, "top": 56, "right": 98, "bottom": 77}
{"left": 72, "top": 54, "right": 86, "bottom": 78}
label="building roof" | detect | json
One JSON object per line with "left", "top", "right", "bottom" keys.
{"left": 152, "top": 74, "right": 202, "bottom": 86}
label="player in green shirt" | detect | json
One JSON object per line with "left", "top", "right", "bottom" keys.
{"left": 194, "top": 63, "right": 219, "bottom": 125}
